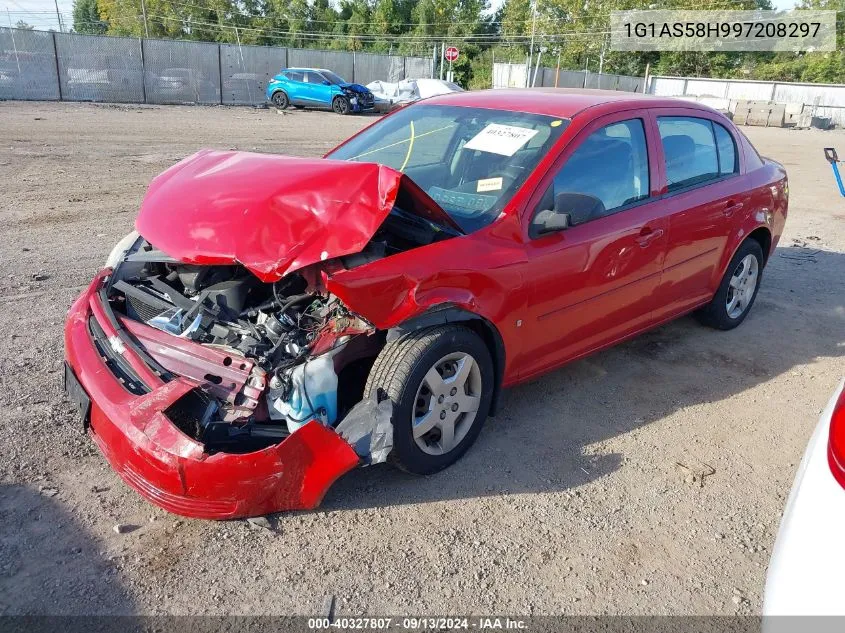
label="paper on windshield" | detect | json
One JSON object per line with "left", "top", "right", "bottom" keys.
{"left": 464, "top": 124, "right": 539, "bottom": 157}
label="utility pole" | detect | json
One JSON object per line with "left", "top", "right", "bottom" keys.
{"left": 53, "top": 0, "right": 64, "bottom": 32}
{"left": 6, "top": 9, "right": 21, "bottom": 74}
{"left": 527, "top": 0, "right": 538, "bottom": 87}
{"left": 439, "top": 41, "right": 444, "bottom": 80}
{"left": 554, "top": 49, "right": 560, "bottom": 87}
{"left": 140, "top": 0, "right": 150, "bottom": 38}
{"left": 598, "top": 34, "right": 607, "bottom": 75}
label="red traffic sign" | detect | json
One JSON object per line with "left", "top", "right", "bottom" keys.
{"left": 444, "top": 46, "right": 459, "bottom": 62}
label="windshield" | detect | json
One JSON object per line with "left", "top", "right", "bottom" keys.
{"left": 327, "top": 105, "right": 568, "bottom": 232}
{"left": 320, "top": 70, "right": 347, "bottom": 85}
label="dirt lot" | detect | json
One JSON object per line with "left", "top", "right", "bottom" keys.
{"left": 0, "top": 100, "right": 843, "bottom": 617}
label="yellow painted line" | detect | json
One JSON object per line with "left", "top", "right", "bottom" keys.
{"left": 349, "top": 123, "right": 456, "bottom": 160}
{"left": 398, "top": 120, "right": 416, "bottom": 173}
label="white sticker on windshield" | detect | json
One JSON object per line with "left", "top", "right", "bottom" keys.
{"left": 477, "top": 177, "right": 503, "bottom": 192}
{"left": 464, "top": 124, "right": 539, "bottom": 157}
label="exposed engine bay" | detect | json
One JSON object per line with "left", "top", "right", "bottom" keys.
{"left": 106, "top": 237, "right": 386, "bottom": 454}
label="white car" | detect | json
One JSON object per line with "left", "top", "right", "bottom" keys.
{"left": 764, "top": 378, "right": 845, "bottom": 615}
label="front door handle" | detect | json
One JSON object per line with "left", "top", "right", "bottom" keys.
{"left": 636, "top": 226, "right": 664, "bottom": 248}
{"left": 724, "top": 200, "right": 744, "bottom": 217}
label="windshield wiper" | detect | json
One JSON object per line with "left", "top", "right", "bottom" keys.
{"left": 390, "top": 206, "right": 462, "bottom": 240}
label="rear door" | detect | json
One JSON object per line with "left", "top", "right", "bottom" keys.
{"left": 283, "top": 70, "right": 306, "bottom": 105}
{"left": 519, "top": 111, "right": 668, "bottom": 379}
{"left": 649, "top": 109, "right": 748, "bottom": 320}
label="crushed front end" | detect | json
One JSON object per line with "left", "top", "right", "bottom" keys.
{"left": 64, "top": 245, "right": 386, "bottom": 519}
{"left": 63, "top": 153, "right": 462, "bottom": 519}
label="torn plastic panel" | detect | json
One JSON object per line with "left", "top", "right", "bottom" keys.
{"left": 335, "top": 394, "right": 395, "bottom": 465}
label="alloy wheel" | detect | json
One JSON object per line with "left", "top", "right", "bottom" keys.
{"left": 411, "top": 352, "right": 482, "bottom": 456}
{"left": 726, "top": 254, "right": 759, "bottom": 319}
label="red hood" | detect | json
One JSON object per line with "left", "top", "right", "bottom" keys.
{"left": 135, "top": 150, "right": 461, "bottom": 282}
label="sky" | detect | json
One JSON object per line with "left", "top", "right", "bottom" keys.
{"left": 3, "top": 0, "right": 801, "bottom": 33}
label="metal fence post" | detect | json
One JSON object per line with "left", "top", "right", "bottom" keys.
{"left": 218, "top": 43, "right": 223, "bottom": 105}
{"left": 139, "top": 38, "right": 147, "bottom": 103}
{"left": 51, "top": 31, "right": 62, "bottom": 100}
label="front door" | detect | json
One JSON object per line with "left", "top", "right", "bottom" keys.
{"left": 519, "top": 114, "right": 668, "bottom": 379}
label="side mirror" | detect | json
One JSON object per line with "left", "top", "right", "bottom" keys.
{"left": 322, "top": 80, "right": 331, "bottom": 86}
{"left": 532, "top": 208, "right": 571, "bottom": 235}
{"left": 530, "top": 192, "right": 604, "bottom": 237}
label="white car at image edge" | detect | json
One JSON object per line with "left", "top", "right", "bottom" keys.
{"left": 764, "top": 378, "right": 845, "bottom": 616}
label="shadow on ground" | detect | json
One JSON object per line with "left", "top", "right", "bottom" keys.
{"left": 0, "top": 484, "right": 135, "bottom": 616}
{"left": 323, "top": 245, "right": 845, "bottom": 511}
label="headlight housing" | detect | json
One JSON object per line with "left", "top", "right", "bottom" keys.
{"left": 105, "top": 231, "right": 140, "bottom": 269}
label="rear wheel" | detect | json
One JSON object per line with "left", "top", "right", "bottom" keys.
{"left": 332, "top": 96, "right": 350, "bottom": 115}
{"left": 271, "top": 91, "right": 289, "bottom": 109}
{"left": 365, "top": 325, "right": 494, "bottom": 475}
{"left": 695, "top": 239, "right": 764, "bottom": 330}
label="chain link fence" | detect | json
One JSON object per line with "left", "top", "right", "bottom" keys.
{"left": 494, "top": 62, "right": 643, "bottom": 93}
{"left": 0, "top": 28, "right": 60, "bottom": 101}
{"left": 0, "top": 27, "right": 433, "bottom": 106}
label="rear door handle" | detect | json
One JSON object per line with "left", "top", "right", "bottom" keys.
{"left": 724, "top": 200, "right": 744, "bottom": 217}
{"left": 636, "top": 226, "right": 664, "bottom": 248}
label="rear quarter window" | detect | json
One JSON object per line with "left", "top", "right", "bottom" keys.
{"left": 714, "top": 123, "right": 738, "bottom": 175}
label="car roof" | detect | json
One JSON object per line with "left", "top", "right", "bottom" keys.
{"left": 422, "top": 88, "right": 709, "bottom": 119}
{"left": 285, "top": 68, "right": 333, "bottom": 74}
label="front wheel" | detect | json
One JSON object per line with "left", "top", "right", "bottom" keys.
{"left": 695, "top": 239, "right": 764, "bottom": 330}
{"left": 365, "top": 325, "right": 494, "bottom": 475}
{"left": 332, "top": 96, "right": 350, "bottom": 115}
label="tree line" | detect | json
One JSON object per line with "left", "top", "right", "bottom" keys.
{"left": 68, "top": 0, "right": 845, "bottom": 88}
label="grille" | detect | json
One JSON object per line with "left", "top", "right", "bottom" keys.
{"left": 88, "top": 316, "right": 148, "bottom": 395}
{"left": 165, "top": 388, "right": 216, "bottom": 440}
{"left": 126, "top": 292, "right": 166, "bottom": 323}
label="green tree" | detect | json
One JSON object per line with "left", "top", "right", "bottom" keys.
{"left": 72, "top": 0, "right": 108, "bottom": 35}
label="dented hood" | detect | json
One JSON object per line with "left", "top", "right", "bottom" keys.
{"left": 135, "top": 150, "right": 461, "bottom": 282}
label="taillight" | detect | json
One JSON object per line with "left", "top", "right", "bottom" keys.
{"left": 827, "top": 385, "right": 845, "bottom": 489}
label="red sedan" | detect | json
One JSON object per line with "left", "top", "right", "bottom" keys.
{"left": 64, "top": 89, "right": 788, "bottom": 518}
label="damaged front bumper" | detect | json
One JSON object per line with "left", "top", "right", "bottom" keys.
{"left": 64, "top": 272, "right": 361, "bottom": 519}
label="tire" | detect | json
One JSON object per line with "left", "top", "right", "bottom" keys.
{"left": 365, "top": 325, "right": 494, "bottom": 475}
{"left": 271, "top": 91, "right": 289, "bottom": 109}
{"left": 332, "top": 96, "right": 350, "bottom": 115}
{"left": 694, "top": 239, "right": 764, "bottom": 330}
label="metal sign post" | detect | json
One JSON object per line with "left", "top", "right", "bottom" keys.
{"left": 444, "top": 46, "right": 459, "bottom": 83}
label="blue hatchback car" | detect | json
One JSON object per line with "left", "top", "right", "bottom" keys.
{"left": 266, "top": 68, "right": 375, "bottom": 115}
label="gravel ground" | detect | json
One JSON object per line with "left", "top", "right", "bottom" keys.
{"left": 0, "top": 101, "right": 843, "bottom": 617}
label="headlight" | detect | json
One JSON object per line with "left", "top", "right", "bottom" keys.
{"left": 350, "top": 97, "right": 358, "bottom": 105}
{"left": 105, "top": 230, "right": 140, "bottom": 269}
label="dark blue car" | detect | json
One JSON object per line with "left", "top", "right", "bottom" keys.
{"left": 266, "top": 68, "right": 374, "bottom": 115}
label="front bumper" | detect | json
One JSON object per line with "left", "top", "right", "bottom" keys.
{"left": 64, "top": 272, "right": 360, "bottom": 520}
{"left": 348, "top": 93, "right": 375, "bottom": 112}
{"left": 763, "top": 379, "right": 845, "bottom": 615}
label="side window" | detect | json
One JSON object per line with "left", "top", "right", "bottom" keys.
{"left": 284, "top": 70, "right": 303, "bottom": 82}
{"left": 543, "top": 119, "right": 650, "bottom": 226}
{"left": 713, "top": 123, "right": 738, "bottom": 175}
{"left": 657, "top": 116, "right": 720, "bottom": 191}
